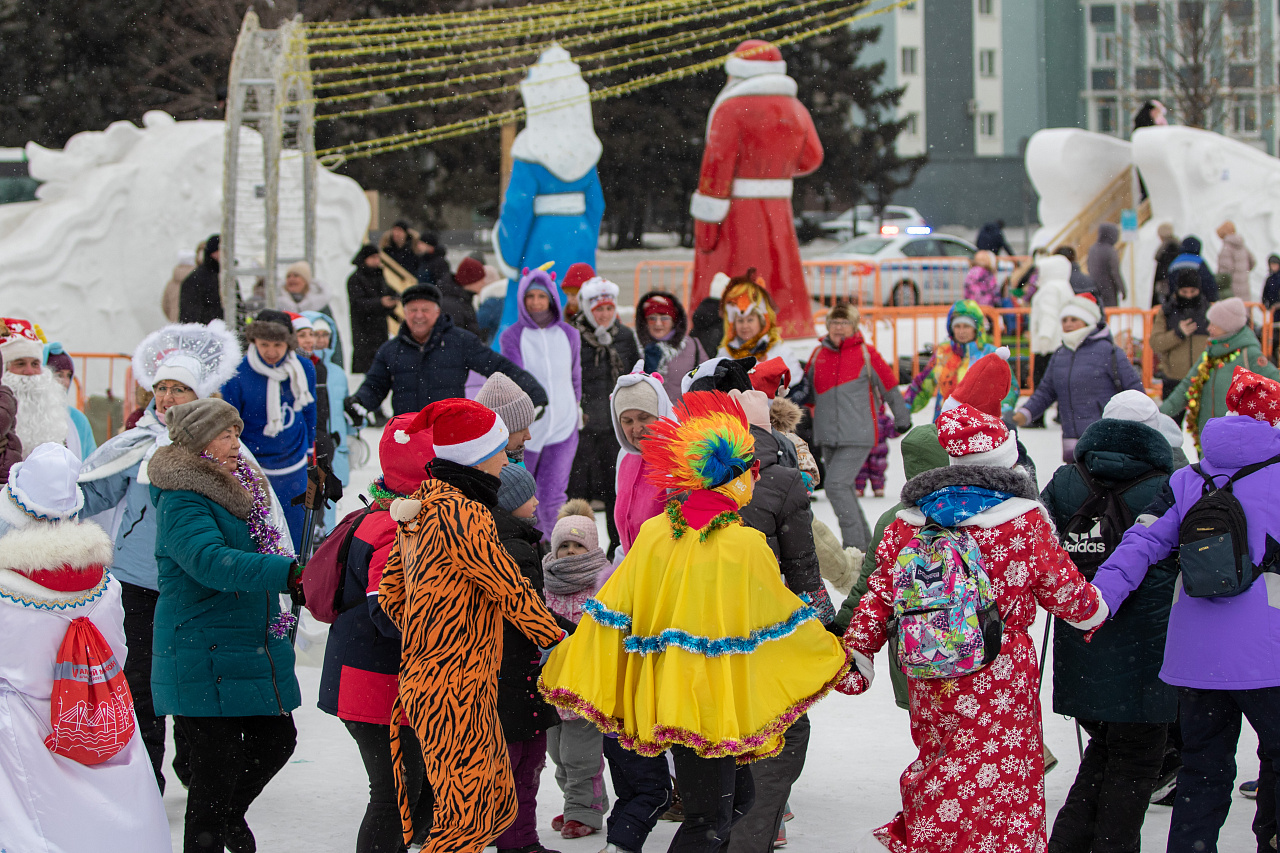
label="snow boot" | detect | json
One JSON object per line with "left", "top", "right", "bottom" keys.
{"left": 561, "top": 820, "right": 596, "bottom": 839}
{"left": 224, "top": 818, "right": 255, "bottom": 853}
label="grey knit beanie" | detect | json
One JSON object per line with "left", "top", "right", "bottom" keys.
{"left": 497, "top": 464, "right": 537, "bottom": 514}
{"left": 476, "top": 372, "right": 536, "bottom": 433}
{"left": 612, "top": 381, "right": 660, "bottom": 419}
{"left": 167, "top": 398, "right": 243, "bottom": 452}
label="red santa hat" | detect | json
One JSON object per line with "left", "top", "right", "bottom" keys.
{"left": 403, "top": 398, "right": 509, "bottom": 467}
{"left": 0, "top": 317, "right": 46, "bottom": 364}
{"left": 749, "top": 357, "right": 792, "bottom": 398}
{"left": 939, "top": 348, "right": 1012, "bottom": 418}
{"left": 725, "top": 39, "right": 786, "bottom": 78}
{"left": 937, "top": 403, "right": 1019, "bottom": 468}
{"left": 381, "top": 413, "right": 436, "bottom": 496}
{"left": 1226, "top": 366, "right": 1280, "bottom": 425}
{"left": 1060, "top": 293, "right": 1102, "bottom": 326}
{"left": 561, "top": 262, "right": 596, "bottom": 295}
{"left": 286, "top": 312, "right": 312, "bottom": 332}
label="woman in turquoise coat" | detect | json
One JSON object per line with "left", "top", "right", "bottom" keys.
{"left": 149, "top": 398, "right": 303, "bottom": 853}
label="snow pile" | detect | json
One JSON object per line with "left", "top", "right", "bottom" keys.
{"left": 0, "top": 111, "right": 369, "bottom": 357}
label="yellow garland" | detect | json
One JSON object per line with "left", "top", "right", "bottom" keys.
{"left": 1185, "top": 349, "right": 1241, "bottom": 452}
{"left": 311, "top": 0, "right": 912, "bottom": 162}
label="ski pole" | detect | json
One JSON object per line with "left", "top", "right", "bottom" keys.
{"left": 1037, "top": 615, "right": 1052, "bottom": 691}
{"left": 289, "top": 465, "right": 328, "bottom": 645}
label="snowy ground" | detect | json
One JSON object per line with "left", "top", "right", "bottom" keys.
{"left": 159, "top": 408, "right": 1263, "bottom": 851}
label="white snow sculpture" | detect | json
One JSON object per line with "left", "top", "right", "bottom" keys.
{"left": 0, "top": 111, "right": 369, "bottom": 357}
{"left": 1133, "top": 125, "right": 1280, "bottom": 304}
{"left": 1026, "top": 128, "right": 1132, "bottom": 255}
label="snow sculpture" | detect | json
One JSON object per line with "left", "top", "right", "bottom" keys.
{"left": 1026, "top": 129, "right": 1132, "bottom": 253}
{"left": 0, "top": 111, "right": 369, "bottom": 357}
{"left": 492, "top": 45, "right": 605, "bottom": 340}
{"left": 688, "top": 39, "right": 823, "bottom": 339}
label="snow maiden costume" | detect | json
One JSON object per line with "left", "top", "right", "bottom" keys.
{"left": 493, "top": 45, "right": 605, "bottom": 341}
{"left": 838, "top": 403, "right": 1106, "bottom": 853}
{"left": 540, "top": 391, "right": 848, "bottom": 850}
{"left": 688, "top": 40, "right": 824, "bottom": 340}
{"left": 221, "top": 309, "right": 317, "bottom": 551}
{"left": 0, "top": 444, "right": 171, "bottom": 853}
{"left": 499, "top": 266, "right": 583, "bottom": 536}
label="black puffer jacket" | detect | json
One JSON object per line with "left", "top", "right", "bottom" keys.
{"left": 347, "top": 250, "right": 398, "bottom": 374}
{"left": 492, "top": 506, "right": 562, "bottom": 742}
{"left": 436, "top": 278, "right": 482, "bottom": 338}
{"left": 1041, "top": 417, "right": 1178, "bottom": 724}
{"left": 738, "top": 426, "right": 833, "bottom": 622}
{"left": 571, "top": 312, "right": 640, "bottom": 433}
{"left": 353, "top": 313, "right": 547, "bottom": 416}
{"left": 178, "top": 254, "right": 223, "bottom": 325}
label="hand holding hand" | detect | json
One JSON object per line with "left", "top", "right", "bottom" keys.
{"left": 1013, "top": 410, "right": 1029, "bottom": 427}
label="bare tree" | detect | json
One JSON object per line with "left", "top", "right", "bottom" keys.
{"left": 1144, "top": 1, "right": 1243, "bottom": 129}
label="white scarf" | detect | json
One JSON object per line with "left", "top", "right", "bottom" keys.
{"left": 1060, "top": 325, "right": 1093, "bottom": 352}
{"left": 247, "top": 347, "right": 313, "bottom": 438}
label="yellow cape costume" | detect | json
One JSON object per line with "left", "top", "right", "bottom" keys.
{"left": 540, "top": 500, "right": 849, "bottom": 763}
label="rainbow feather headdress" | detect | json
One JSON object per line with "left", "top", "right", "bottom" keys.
{"left": 641, "top": 391, "right": 754, "bottom": 492}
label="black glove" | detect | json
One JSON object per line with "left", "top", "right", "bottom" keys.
{"left": 344, "top": 396, "right": 373, "bottom": 427}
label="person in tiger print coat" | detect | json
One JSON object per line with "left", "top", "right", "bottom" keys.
{"left": 379, "top": 398, "right": 565, "bottom": 853}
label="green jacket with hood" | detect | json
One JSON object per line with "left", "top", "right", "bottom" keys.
{"left": 831, "top": 424, "right": 950, "bottom": 709}
{"left": 1161, "top": 325, "right": 1280, "bottom": 436}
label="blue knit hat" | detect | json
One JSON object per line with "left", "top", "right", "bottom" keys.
{"left": 498, "top": 465, "right": 537, "bottom": 513}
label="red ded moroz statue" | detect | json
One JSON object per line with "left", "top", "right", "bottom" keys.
{"left": 690, "top": 39, "right": 823, "bottom": 339}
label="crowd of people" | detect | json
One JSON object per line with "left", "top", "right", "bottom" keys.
{"left": 5, "top": 224, "right": 1280, "bottom": 853}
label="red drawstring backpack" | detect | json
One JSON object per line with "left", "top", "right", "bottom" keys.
{"left": 44, "top": 616, "right": 136, "bottom": 765}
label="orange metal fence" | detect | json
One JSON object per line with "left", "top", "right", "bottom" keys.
{"left": 68, "top": 353, "right": 136, "bottom": 439}
{"left": 634, "top": 255, "right": 1033, "bottom": 312}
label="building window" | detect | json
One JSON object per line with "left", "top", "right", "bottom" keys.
{"left": 1230, "top": 64, "right": 1256, "bottom": 87}
{"left": 904, "top": 113, "right": 919, "bottom": 136}
{"left": 903, "top": 1, "right": 917, "bottom": 10}
{"left": 1092, "top": 69, "right": 1118, "bottom": 90}
{"left": 1234, "top": 96, "right": 1259, "bottom": 133}
{"left": 979, "top": 49, "right": 998, "bottom": 77}
{"left": 1179, "top": 1, "right": 1204, "bottom": 22}
{"left": 901, "top": 47, "right": 919, "bottom": 75}
{"left": 1133, "top": 3, "right": 1159, "bottom": 25}
{"left": 1095, "top": 34, "right": 1116, "bottom": 62}
{"left": 979, "top": 112, "right": 998, "bottom": 137}
{"left": 1097, "top": 98, "right": 1118, "bottom": 133}
{"left": 1139, "top": 32, "right": 1161, "bottom": 61}
{"left": 1227, "top": 0, "right": 1254, "bottom": 19}
{"left": 977, "top": 0, "right": 994, "bottom": 14}
{"left": 1135, "top": 67, "right": 1161, "bottom": 89}
{"left": 1090, "top": 4, "right": 1117, "bottom": 27}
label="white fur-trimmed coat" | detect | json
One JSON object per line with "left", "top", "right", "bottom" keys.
{"left": 0, "top": 518, "right": 171, "bottom": 853}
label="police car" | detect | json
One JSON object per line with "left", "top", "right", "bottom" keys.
{"left": 817, "top": 231, "right": 1016, "bottom": 306}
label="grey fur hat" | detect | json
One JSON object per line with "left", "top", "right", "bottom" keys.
{"left": 166, "top": 398, "right": 244, "bottom": 452}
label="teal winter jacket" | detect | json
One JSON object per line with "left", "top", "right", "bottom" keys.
{"left": 148, "top": 444, "right": 300, "bottom": 717}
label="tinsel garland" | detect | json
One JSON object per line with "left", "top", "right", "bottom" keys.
{"left": 665, "top": 499, "right": 740, "bottom": 543}
{"left": 1184, "top": 350, "right": 1241, "bottom": 451}
{"left": 368, "top": 478, "right": 403, "bottom": 508}
{"left": 203, "top": 453, "right": 294, "bottom": 637}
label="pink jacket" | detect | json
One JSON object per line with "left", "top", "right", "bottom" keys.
{"left": 614, "top": 453, "right": 666, "bottom": 554}
{"left": 963, "top": 266, "right": 1000, "bottom": 306}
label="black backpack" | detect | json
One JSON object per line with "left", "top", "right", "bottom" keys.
{"left": 1062, "top": 463, "right": 1162, "bottom": 579}
{"left": 1179, "top": 453, "right": 1280, "bottom": 598}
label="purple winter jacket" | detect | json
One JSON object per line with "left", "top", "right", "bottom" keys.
{"left": 499, "top": 269, "right": 582, "bottom": 454}
{"left": 1092, "top": 415, "right": 1280, "bottom": 690}
{"left": 1018, "top": 327, "right": 1144, "bottom": 440}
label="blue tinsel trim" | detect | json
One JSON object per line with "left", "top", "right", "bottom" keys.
{"left": 622, "top": 605, "right": 817, "bottom": 657}
{"left": 582, "top": 598, "right": 632, "bottom": 631}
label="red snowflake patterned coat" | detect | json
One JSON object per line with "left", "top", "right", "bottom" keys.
{"left": 841, "top": 478, "right": 1103, "bottom": 853}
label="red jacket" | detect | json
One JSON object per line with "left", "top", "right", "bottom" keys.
{"left": 690, "top": 77, "right": 823, "bottom": 339}
{"left": 807, "top": 334, "right": 898, "bottom": 446}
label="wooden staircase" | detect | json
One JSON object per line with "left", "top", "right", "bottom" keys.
{"left": 1040, "top": 166, "right": 1151, "bottom": 260}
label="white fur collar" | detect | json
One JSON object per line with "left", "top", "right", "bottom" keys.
{"left": 0, "top": 520, "right": 114, "bottom": 572}
{"left": 706, "top": 74, "right": 799, "bottom": 139}
{"left": 896, "top": 497, "right": 1049, "bottom": 529}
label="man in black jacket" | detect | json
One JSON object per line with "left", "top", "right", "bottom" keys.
{"left": 347, "top": 284, "right": 546, "bottom": 419}
{"left": 976, "top": 220, "right": 1014, "bottom": 256}
{"left": 178, "top": 234, "right": 223, "bottom": 324}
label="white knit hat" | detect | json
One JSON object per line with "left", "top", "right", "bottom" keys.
{"left": 1060, "top": 293, "right": 1102, "bottom": 326}
{"left": 0, "top": 443, "right": 84, "bottom": 526}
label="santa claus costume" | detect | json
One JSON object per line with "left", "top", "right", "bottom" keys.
{"left": 839, "top": 403, "right": 1106, "bottom": 853}
{"left": 1, "top": 317, "right": 81, "bottom": 459}
{"left": 689, "top": 40, "right": 823, "bottom": 339}
{"left": 0, "top": 443, "right": 171, "bottom": 853}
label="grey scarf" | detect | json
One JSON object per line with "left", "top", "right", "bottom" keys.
{"left": 543, "top": 548, "right": 609, "bottom": 595}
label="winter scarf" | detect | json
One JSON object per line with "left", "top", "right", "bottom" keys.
{"left": 427, "top": 457, "right": 500, "bottom": 507}
{"left": 1061, "top": 325, "right": 1094, "bottom": 351}
{"left": 917, "top": 486, "right": 1017, "bottom": 526}
{"left": 543, "top": 548, "right": 610, "bottom": 596}
{"left": 79, "top": 406, "right": 169, "bottom": 485}
{"left": 572, "top": 312, "right": 625, "bottom": 379}
{"left": 722, "top": 320, "right": 781, "bottom": 362}
{"left": 247, "top": 346, "right": 314, "bottom": 438}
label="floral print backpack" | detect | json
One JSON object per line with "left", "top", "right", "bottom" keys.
{"left": 889, "top": 523, "right": 1004, "bottom": 679}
